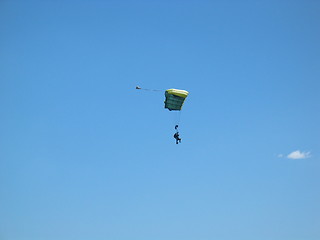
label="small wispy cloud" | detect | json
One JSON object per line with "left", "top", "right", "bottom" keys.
{"left": 287, "top": 150, "right": 311, "bottom": 159}
{"left": 277, "top": 150, "right": 311, "bottom": 159}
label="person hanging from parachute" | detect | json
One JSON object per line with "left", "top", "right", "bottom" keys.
{"left": 136, "top": 86, "right": 189, "bottom": 144}
{"left": 173, "top": 125, "right": 182, "bottom": 144}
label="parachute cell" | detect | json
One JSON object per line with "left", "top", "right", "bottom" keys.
{"left": 164, "top": 89, "right": 189, "bottom": 111}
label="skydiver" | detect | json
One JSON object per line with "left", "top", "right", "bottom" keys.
{"left": 173, "top": 132, "right": 181, "bottom": 144}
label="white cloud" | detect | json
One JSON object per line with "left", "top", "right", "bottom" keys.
{"left": 287, "top": 150, "right": 311, "bottom": 159}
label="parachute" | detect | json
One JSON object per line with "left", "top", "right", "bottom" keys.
{"left": 164, "top": 89, "right": 189, "bottom": 111}
{"left": 136, "top": 86, "right": 189, "bottom": 142}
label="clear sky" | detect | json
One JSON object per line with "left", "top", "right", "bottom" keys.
{"left": 1, "top": 1, "right": 319, "bottom": 239}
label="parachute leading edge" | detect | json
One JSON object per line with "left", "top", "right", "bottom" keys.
{"left": 164, "top": 89, "right": 189, "bottom": 111}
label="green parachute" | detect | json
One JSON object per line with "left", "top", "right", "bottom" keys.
{"left": 136, "top": 86, "right": 189, "bottom": 111}
{"left": 136, "top": 86, "right": 189, "bottom": 138}
{"left": 164, "top": 89, "right": 189, "bottom": 111}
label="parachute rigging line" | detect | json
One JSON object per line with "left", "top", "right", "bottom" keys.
{"left": 136, "top": 86, "right": 163, "bottom": 92}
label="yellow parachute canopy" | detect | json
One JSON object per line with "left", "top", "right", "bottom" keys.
{"left": 164, "top": 89, "right": 189, "bottom": 111}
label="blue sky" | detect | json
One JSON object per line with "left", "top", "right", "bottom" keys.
{"left": 0, "top": 0, "right": 319, "bottom": 239}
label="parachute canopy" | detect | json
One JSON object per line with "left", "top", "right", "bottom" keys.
{"left": 164, "top": 89, "right": 189, "bottom": 111}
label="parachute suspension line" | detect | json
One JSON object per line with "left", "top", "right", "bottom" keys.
{"left": 173, "top": 111, "right": 182, "bottom": 132}
{"left": 175, "top": 111, "right": 182, "bottom": 126}
{"left": 136, "top": 86, "right": 163, "bottom": 92}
